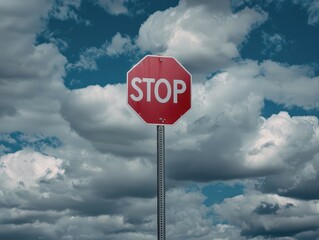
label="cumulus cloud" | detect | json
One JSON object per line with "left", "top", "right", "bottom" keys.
{"left": 67, "top": 32, "right": 136, "bottom": 71}
{"left": 167, "top": 60, "right": 319, "bottom": 182}
{"left": 26, "top": 59, "right": 319, "bottom": 238}
{"left": 60, "top": 84, "right": 155, "bottom": 156}
{"left": 0, "top": 0, "right": 56, "bottom": 80}
{"left": 0, "top": 146, "right": 153, "bottom": 239}
{"left": 218, "top": 60, "right": 319, "bottom": 109}
{"left": 106, "top": 32, "right": 137, "bottom": 56}
{"left": 136, "top": 0, "right": 267, "bottom": 73}
{"left": 240, "top": 112, "right": 319, "bottom": 201}
{"left": 214, "top": 193, "right": 319, "bottom": 238}
{"left": 0, "top": 160, "right": 233, "bottom": 240}
{"left": 0, "top": 150, "right": 64, "bottom": 188}
{"left": 56, "top": 49, "right": 318, "bottom": 239}
{"left": 61, "top": 58, "right": 319, "bottom": 184}
{"left": 0, "top": 0, "right": 70, "bottom": 139}
{"left": 1, "top": 0, "right": 319, "bottom": 239}
{"left": 69, "top": 0, "right": 268, "bottom": 74}
{"left": 70, "top": 0, "right": 267, "bottom": 74}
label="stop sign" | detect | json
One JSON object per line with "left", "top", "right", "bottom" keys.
{"left": 127, "top": 55, "right": 191, "bottom": 125}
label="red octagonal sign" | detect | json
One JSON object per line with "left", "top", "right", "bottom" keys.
{"left": 127, "top": 55, "right": 192, "bottom": 125}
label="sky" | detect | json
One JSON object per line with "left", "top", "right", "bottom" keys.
{"left": 0, "top": 0, "right": 319, "bottom": 239}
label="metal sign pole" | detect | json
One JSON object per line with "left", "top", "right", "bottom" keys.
{"left": 157, "top": 125, "right": 166, "bottom": 240}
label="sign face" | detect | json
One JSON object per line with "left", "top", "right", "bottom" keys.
{"left": 127, "top": 55, "right": 191, "bottom": 125}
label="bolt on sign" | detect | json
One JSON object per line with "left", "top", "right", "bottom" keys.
{"left": 127, "top": 55, "right": 192, "bottom": 125}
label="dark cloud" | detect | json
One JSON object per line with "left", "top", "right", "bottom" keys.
{"left": 0, "top": 227, "right": 56, "bottom": 240}
{"left": 60, "top": 84, "right": 155, "bottom": 157}
{"left": 257, "top": 146, "right": 319, "bottom": 200}
{"left": 167, "top": 118, "right": 278, "bottom": 182}
{"left": 0, "top": 103, "right": 17, "bottom": 117}
{"left": 90, "top": 174, "right": 156, "bottom": 199}
{"left": 242, "top": 219, "right": 319, "bottom": 238}
{"left": 259, "top": 175, "right": 319, "bottom": 200}
{"left": 253, "top": 201, "right": 280, "bottom": 215}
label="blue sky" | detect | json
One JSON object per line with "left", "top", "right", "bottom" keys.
{"left": 1, "top": 0, "right": 319, "bottom": 239}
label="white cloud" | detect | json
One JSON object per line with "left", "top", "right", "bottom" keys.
{"left": 307, "top": 0, "right": 319, "bottom": 24}
{"left": 244, "top": 112, "right": 319, "bottom": 170}
{"left": 262, "top": 32, "right": 286, "bottom": 55}
{"left": 294, "top": 0, "right": 319, "bottom": 25}
{"left": 96, "top": 0, "right": 129, "bottom": 15}
{"left": 241, "top": 112, "right": 319, "bottom": 200}
{"left": 232, "top": 0, "right": 319, "bottom": 25}
{"left": 106, "top": 32, "right": 136, "bottom": 56}
{"left": 167, "top": 60, "right": 319, "bottom": 181}
{"left": 214, "top": 193, "right": 319, "bottom": 238}
{"left": 166, "top": 189, "right": 212, "bottom": 239}
{"left": 70, "top": 0, "right": 268, "bottom": 73}
{"left": 0, "top": 150, "right": 64, "bottom": 188}
{"left": 0, "top": 170, "right": 245, "bottom": 240}
{"left": 67, "top": 32, "right": 136, "bottom": 71}
{"left": 50, "top": 0, "right": 81, "bottom": 21}
{"left": 136, "top": 0, "right": 267, "bottom": 73}
{"left": 67, "top": 46, "right": 103, "bottom": 71}
{"left": 219, "top": 60, "right": 319, "bottom": 109}
{"left": 0, "top": 145, "right": 11, "bottom": 155}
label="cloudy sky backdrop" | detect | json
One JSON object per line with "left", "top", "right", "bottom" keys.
{"left": 1, "top": 0, "right": 319, "bottom": 239}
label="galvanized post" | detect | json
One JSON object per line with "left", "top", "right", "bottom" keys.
{"left": 157, "top": 125, "right": 166, "bottom": 240}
